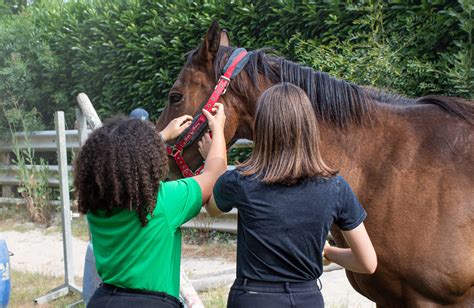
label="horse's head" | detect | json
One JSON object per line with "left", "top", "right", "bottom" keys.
{"left": 157, "top": 21, "right": 264, "bottom": 179}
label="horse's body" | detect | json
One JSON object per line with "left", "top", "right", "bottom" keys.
{"left": 157, "top": 22, "right": 474, "bottom": 307}
{"left": 321, "top": 102, "right": 473, "bottom": 306}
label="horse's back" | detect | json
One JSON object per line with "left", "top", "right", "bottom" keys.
{"left": 396, "top": 102, "right": 473, "bottom": 184}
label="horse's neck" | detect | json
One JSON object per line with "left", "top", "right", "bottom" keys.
{"left": 317, "top": 104, "right": 401, "bottom": 193}
{"left": 319, "top": 124, "right": 367, "bottom": 187}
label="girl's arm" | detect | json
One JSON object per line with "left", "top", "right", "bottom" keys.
{"left": 197, "top": 135, "right": 225, "bottom": 217}
{"left": 193, "top": 103, "right": 227, "bottom": 203}
{"left": 204, "top": 195, "right": 222, "bottom": 217}
{"left": 324, "top": 223, "right": 377, "bottom": 274}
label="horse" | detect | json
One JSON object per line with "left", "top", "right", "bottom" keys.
{"left": 156, "top": 22, "right": 474, "bottom": 307}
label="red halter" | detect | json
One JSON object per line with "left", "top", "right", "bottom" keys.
{"left": 166, "top": 49, "right": 249, "bottom": 178}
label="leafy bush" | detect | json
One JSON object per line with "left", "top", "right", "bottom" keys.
{"left": 0, "top": 0, "right": 471, "bottom": 129}
{"left": 0, "top": 11, "right": 66, "bottom": 129}
{"left": 291, "top": 1, "right": 473, "bottom": 98}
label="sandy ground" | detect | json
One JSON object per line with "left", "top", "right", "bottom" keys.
{"left": 1, "top": 230, "right": 374, "bottom": 307}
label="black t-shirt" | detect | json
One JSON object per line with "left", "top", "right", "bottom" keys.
{"left": 213, "top": 170, "right": 367, "bottom": 282}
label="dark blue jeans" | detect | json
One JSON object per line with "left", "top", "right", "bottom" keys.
{"left": 227, "top": 278, "right": 324, "bottom": 308}
{"left": 87, "top": 283, "right": 183, "bottom": 308}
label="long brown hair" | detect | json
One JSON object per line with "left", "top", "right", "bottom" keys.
{"left": 74, "top": 117, "right": 168, "bottom": 226}
{"left": 240, "top": 83, "right": 337, "bottom": 185}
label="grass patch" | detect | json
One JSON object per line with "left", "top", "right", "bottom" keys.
{"left": 182, "top": 229, "right": 236, "bottom": 261}
{"left": 182, "top": 228, "right": 236, "bottom": 245}
{"left": 0, "top": 205, "right": 89, "bottom": 241}
{"left": 0, "top": 205, "right": 37, "bottom": 233}
{"left": 71, "top": 216, "right": 89, "bottom": 241}
{"left": 10, "top": 270, "right": 83, "bottom": 307}
{"left": 199, "top": 286, "right": 228, "bottom": 308}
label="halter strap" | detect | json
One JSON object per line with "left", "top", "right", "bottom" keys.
{"left": 166, "top": 48, "right": 250, "bottom": 178}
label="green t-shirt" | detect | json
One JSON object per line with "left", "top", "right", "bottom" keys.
{"left": 87, "top": 178, "right": 202, "bottom": 299}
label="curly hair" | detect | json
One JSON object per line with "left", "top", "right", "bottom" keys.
{"left": 74, "top": 117, "right": 169, "bottom": 226}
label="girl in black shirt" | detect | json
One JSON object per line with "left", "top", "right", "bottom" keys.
{"left": 204, "top": 83, "right": 377, "bottom": 308}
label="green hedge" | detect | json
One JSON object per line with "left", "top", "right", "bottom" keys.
{"left": 0, "top": 0, "right": 472, "bottom": 130}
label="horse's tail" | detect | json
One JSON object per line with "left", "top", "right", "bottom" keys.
{"left": 416, "top": 95, "right": 474, "bottom": 125}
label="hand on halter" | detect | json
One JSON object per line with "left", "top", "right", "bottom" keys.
{"left": 198, "top": 132, "right": 212, "bottom": 159}
{"left": 202, "top": 103, "right": 226, "bottom": 133}
{"left": 159, "top": 115, "right": 193, "bottom": 142}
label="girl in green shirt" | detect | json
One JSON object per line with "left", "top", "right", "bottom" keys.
{"left": 74, "top": 104, "right": 227, "bottom": 308}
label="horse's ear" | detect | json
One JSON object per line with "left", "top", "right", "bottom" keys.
{"left": 194, "top": 21, "right": 221, "bottom": 63}
{"left": 220, "top": 29, "right": 230, "bottom": 47}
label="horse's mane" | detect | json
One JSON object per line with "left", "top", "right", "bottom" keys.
{"left": 208, "top": 48, "right": 474, "bottom": 126}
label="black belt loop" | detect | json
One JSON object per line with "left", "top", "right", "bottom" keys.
{"left": 317, "top": 278, "right": 322, "bottom": 291}
{"left": 243, "top": 278, "right": 248, "bottom": 292}
{"left": 285, "top": 282, "right": 296, "bottom": 307}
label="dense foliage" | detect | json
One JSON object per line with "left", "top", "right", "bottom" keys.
{"left": 0, "top": 0, "right": 472, "bottom": 131}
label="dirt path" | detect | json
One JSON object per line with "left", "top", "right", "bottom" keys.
{"left": 2, "top": 230, "right": 87, "bottom": 277}
{"left": 0, "top": 230, "right": 374, "bottom": 307}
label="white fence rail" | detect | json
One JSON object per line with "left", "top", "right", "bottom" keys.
{"left": 0, "top": 130, "right": 252, "bottom": 152}
{"left": 0, "top": 129, "right": 252, "bottom": 233}
{"left": 0, "top": 130, "right": 83, "bottom": 152}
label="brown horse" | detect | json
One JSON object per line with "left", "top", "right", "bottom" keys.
{"left": 157, "top": 22, "right": 474, "bottom": 307}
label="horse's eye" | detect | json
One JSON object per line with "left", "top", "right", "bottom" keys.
{"left": 169, "top": 93, "right": 183, "bottom": 105}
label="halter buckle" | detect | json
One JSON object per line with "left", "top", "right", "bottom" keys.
{"left": 215, "top": 76, "right": 231, "bottom": 95}
{"left": 219, "top": 75, "right": 231, "bottom": 82}
{"left": 166, "top": 145, "right": 180, "bottom": 157}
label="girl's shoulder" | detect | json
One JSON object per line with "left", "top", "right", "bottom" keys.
{"left": 303, "top": 173, "right": 343, "bottom": 186}
{"left": 227, "top": 167, "right": 253, "bottom": 182}
{"left": 221, "top": 167, "right": 242, "bottom": 179}
{"left": 217, "top": 168, "right": 266, "bottom": 194}
{"left": 321, "top": 174, "right": 352, "bottom": 193}
{"left": 215, "top": 168, "right": 242, "bottom": 189}
{"left": 299, "top": 174, "right": 352, "bottom": 197}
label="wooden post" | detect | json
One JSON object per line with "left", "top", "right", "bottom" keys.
{"left": 1, "top": 153, "right": 13, "bottom": 198}
{"left": 76, "top": 93, "right": 102, "bottom": 129}
{"left": 56, "top": 111, "right": 75, "bottom": 287}
{"left": 75, "top": 108, "right": 88, "bottom": 147}
{"left": 35, "top": 111, "right": 81, "bottom": 304}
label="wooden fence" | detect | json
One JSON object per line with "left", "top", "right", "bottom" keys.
{"left": 0, "top": 125, "right": 251, "bottom": 233}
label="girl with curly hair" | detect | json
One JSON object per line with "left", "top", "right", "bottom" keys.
{"left": 74, "top": 104, "right": 227, "bottom": 308}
